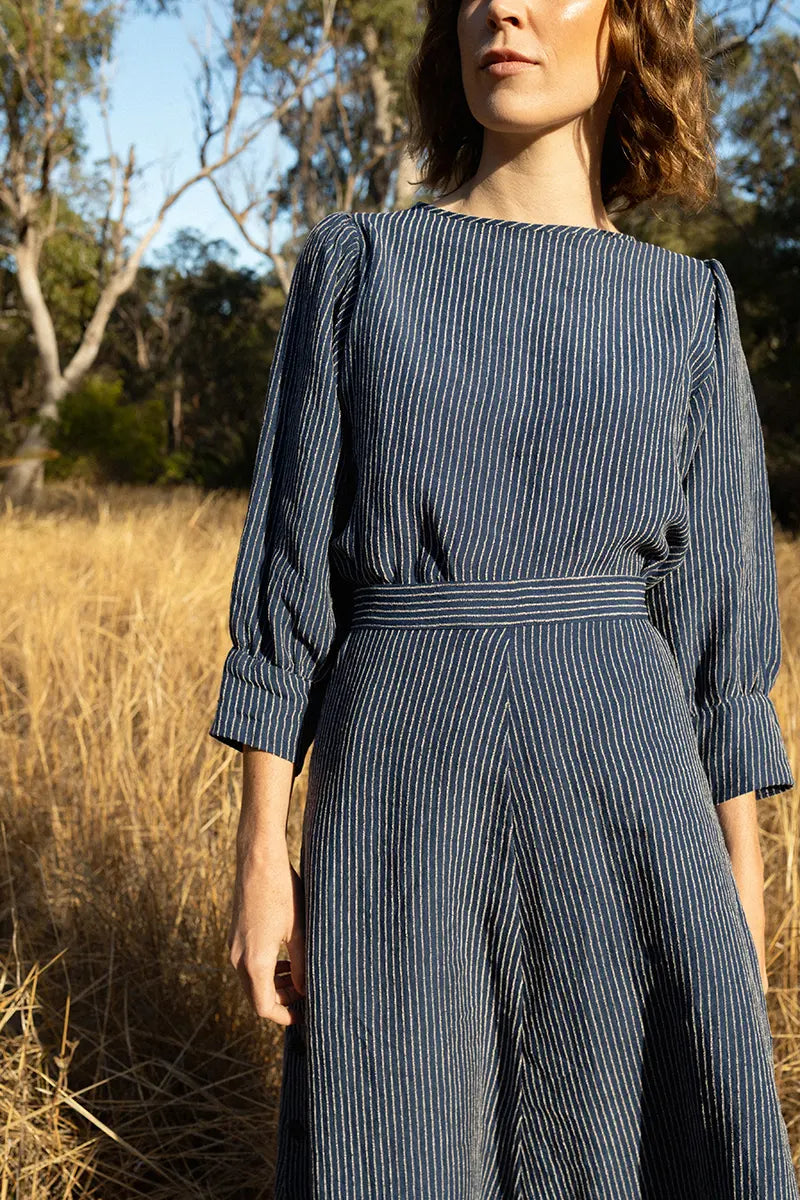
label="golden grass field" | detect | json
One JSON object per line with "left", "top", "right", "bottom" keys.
{"left": 1, "top": 481, "right": 799, "bottom": 1197}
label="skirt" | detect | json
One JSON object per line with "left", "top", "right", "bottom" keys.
{"left": 273, "top": 574, "right": 799, "bottom": 1200}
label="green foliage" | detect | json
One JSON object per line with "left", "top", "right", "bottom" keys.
{"left": 0, "top": 0, "right": 118, "bottom": 172}
{"left": 160, "top": 449, "right": 194, "bottom": 484}
{"left": 46, "top": 372, "right": 165, "bottom": 484}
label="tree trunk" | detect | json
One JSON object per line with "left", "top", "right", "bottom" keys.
{"left": 171, "top": 369, "right": 184, "bottom": 452}
{"left": 2, "top": 390, "right": 61, "bottom": 504}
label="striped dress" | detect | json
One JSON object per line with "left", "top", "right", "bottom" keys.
{"left": 209, "top": 200, "right": 799, "bottom": 1199}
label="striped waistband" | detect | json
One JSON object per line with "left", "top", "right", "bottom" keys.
{"left": 349, "top": 574, "right": 649, "bottom": 628}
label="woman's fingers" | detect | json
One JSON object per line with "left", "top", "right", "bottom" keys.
{"left": 285, "top": 863, "right": 307, "bottom": 999}
{"left": 232, "top": 951, "right": 300, "bottom": 1025}
{"left": 274, "top": 955, "right": 303, "bottom": 1003}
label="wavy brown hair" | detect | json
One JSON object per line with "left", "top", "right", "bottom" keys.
{"left": 403, "top": 0, "right": 718, "bottom": 216}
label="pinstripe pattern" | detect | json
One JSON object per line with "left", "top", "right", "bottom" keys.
{"left": 209, "top": 200, "right": 798, "bottom": 1198}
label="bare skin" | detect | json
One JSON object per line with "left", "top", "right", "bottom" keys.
{"left": 228, "top": 748, "right": 307, "bottom": 1026}
{"left": 440, "top": 0, "right": 626, "bottom": 231}
{"left": 228, "top": 0, "right": 769, "bottom": 1026}
{"left": 717, "top": 791, "right": 769, "bottom": 994}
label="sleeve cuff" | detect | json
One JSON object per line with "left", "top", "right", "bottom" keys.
{"left": 695, "top": 691, "right": 795, "bottom": 805}
{"left": 208, "top": 648, "right": 319, "bottom": 771}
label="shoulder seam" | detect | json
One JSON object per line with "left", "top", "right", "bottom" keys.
{"left": 301, "top": 210, "right": 365, "bottom": 289}
{"left": 687, "top": 257, "right": 720, "bottom": 394}
{"left": 336, "top": 210, "right": 366, "bottom": 289}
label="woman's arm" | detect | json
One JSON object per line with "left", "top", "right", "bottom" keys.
{"left": 642, "top": 259, "right": 793, "bottom": 999}
{"left": 715, "top": 789, "right": 768, "bottom": 994}
{"left": 227, "top": 747, "right": 307, "bottom": 1024}
{"left": 209, "top": 210, "right": 364, "bottom": 770}
{"left": 645, "top": 258, "right": 794, "bottom": 811}
{"left": 208, "top": 212, "right": 364, "bottom": 1022}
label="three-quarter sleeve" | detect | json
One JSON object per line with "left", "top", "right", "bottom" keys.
{"left": 645, "top": 257, "right": 795, "bottom": 807}
{"left": 209, "top": 210, "right": 363, "bottom": 770}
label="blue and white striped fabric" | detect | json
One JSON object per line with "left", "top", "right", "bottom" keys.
{"left": 210, "top": 201, "right": 798, "bottom": 1199}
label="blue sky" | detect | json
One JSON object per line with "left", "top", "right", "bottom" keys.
{"left": 80, "top": 1, "right": 800, "bottom": 274}
{"left": 79, "top": 2, "right": 282, "bottom": 272}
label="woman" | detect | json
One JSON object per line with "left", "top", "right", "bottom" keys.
{"left": 210, "top": 0, "right": 799, "bottom": 1196}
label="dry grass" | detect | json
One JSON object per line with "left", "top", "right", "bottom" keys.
{"left": 0, "top": 482, "right": 301, "bottom": 1198}
{"left": 0, "top": 480, "right": 798, "bottom": 1196}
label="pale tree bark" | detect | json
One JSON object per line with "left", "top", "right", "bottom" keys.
{"left": 0, "top": 0, "right": 340, "bottom": 503}
{"left": 171, "top": 368, "right": 184, "bottom": 454}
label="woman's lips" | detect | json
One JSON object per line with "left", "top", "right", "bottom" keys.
{"left": 482, "top": 60, "right": 541, "bottom": 77}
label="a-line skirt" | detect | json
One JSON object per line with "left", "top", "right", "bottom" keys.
{"left": 272, "top": 573, "right": 798, "bottom": 1200}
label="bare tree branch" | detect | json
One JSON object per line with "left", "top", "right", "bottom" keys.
{"left": 707, "top": 0, "right": 781, "bottom": 58}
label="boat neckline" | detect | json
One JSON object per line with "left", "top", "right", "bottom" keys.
{"left": 411, "top": 199, "right": 634, "bottom": 241}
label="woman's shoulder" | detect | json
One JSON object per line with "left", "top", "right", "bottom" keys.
{"left": 294, "top": 210, "right": 366, "bottom": 290}
{"left": 692, "top": 255, "right": 737, "bottom": 312}
{"left": 303, "top": 208, "right": 364, "bottom": 253}
{"left": 687, "top": 256, "right": 750, "bottom": 392}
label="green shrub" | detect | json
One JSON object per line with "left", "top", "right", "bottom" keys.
{"left": 46, "top": 374, "right": 166, "bottom": 484}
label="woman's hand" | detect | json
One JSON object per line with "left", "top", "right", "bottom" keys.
{"left": 734, "top": 864, "right": 769, "bottom": 995}
{"left": 228, "top": 839, "right": 307, "bottom": 1024}
{"left": 227, "top": 747, "right": 307, "bottom": 1024}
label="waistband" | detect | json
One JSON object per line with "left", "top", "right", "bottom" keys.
{"left": 349, "top": 573, "right": 649, "bottom": 628}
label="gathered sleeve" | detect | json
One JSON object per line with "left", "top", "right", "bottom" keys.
{"left": 645, "top": 257, "right": 795, "bottom": 807}
{"left": 209, "top": 210, "right": 363, "bottom": 771}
